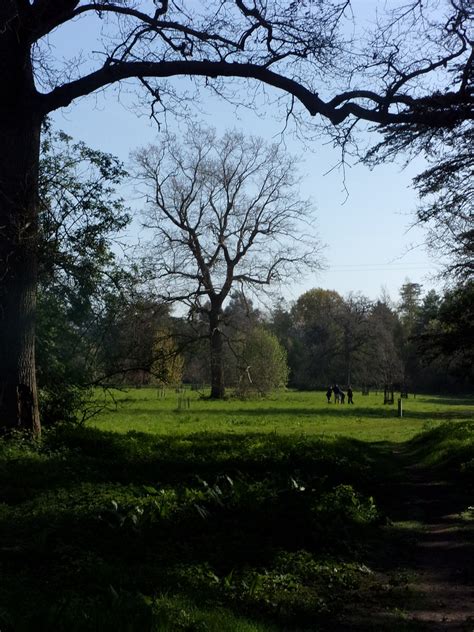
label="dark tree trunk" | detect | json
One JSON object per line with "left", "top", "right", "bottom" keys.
{"left": 0, "top": 25, "right": 42, "bottom": 435}
{"left": 209, "top": 305, "right": 225, "bottom": 399}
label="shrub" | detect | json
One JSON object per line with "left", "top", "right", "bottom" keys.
{"left": 236, "top": 328, "right": 288, "bottom": 397}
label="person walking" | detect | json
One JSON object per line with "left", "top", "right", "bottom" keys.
{"left": 326, "top": 386, "right": 333, "bottom": 403}
{"left": 347, "top": 386, "right": 354, "bottom": 404}
{"left": 333, "top": 384, "right": 341, "bottom": 404}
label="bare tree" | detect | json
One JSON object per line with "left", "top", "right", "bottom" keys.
{"left": 133, "top": 127, "right": 320, "bottom": 398}
{"left": 1, "top": 0, "right": 472, "bottom": 432}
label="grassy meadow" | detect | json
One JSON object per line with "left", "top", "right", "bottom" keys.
{"left": 90, "top": 387, "right": 473, "bottom": 442}
{"left": 0, "top": 389, "right": 472, "bottom": 631}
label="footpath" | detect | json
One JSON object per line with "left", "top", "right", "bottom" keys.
{"left": 387, "top": 446, "right": 474, "bottom": 630}
{"left": 341, "top": 443, "right": 473, "bottom": 631}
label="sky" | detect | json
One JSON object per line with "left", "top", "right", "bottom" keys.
{"left": 49, "top": 2, "right": 445, "bottom": 306}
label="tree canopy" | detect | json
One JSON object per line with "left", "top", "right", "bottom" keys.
{"left": 36, "top": 125, "right": 131, "bottom": 423}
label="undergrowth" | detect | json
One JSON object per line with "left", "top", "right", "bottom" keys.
{"left": 0, "top": 394, "right": 472, "bottom": 631}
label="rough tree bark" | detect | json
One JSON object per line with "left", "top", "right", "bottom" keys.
{"left": 0, "top": 29, "right": 42, "bottom": 434}
{"left": 209, "top": 305, "right": 225, "bottom": 399}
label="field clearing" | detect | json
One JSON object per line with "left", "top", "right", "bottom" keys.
{"left": 90, "top": 388, "right": 474, "bottom": 442}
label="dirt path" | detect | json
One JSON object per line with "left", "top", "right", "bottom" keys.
{"left": 342, "top": 445, "right": 474, "bottom": 631}
{"left": 386, "top": 448, "right": 474, "bottom": 630}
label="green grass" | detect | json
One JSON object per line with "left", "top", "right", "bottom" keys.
{"left": 0, "top": 389, "right": 472, "bottom": 631}
{"left": 90, "top": 388, "right": 474, "bottom": 442}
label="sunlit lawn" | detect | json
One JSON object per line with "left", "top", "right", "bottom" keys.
{"left": 90, "top": 387, "right": 474, "bottom": 442}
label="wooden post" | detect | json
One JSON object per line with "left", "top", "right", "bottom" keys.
{"left": 397, "top": 398, "right": 403, "bottom": 417}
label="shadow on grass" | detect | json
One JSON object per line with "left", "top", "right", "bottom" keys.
{"left": 0, "top": 426, "right": 381, "bottom": 501}
{"left": 0, "top": 423, "right": 472, "bottom": 631}
{"left": 109, "top": 404, "right": 474, "bottom": 422}
{"left": 421, "top": 396, "right": 474, "bottom": 406}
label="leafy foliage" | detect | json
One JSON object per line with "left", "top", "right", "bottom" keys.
{"left": 0, "top": 418, "right": 382, "bottom": 630}
{"left": 151, "top": 328, "right": 185, "bottom": 386}
{"left": 416, "top": 283, "right": 474, "bottom": 387}
{"left": 236, "top": 328, "right": 289, "bottom": 397}
{"left": 36, "top": 124, "right": 131, "bottom": 423}
{"left": 99, "top": 298, "right": 172, "bottom": 386}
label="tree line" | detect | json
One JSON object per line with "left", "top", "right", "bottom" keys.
{"left": 270, "top": 283, "right": 473, "bottom": 393}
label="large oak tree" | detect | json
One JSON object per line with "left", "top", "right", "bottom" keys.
{"left": 134, "top": 127, "right": 319, "bottom": 398}
{"left": 0, "top": 0, "right": 473, "bottom": 433}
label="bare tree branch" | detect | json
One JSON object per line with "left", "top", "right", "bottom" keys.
{"left": 132, "top": 126, "right": 322, "bottom": 397}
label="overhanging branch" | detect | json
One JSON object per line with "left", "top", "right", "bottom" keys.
{"left": 39, "top": 59, "right": 474, "bottom": 127}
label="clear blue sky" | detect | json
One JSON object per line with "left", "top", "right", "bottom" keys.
{"left": 49, "top": 2, "right": 444, "bottom": 306}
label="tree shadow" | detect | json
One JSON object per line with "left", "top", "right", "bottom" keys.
{"left": 0, "top": 423, "right": 472, "bottom": 631}
{"left": 421, "top": 396, "right": 474, "bottom": 406}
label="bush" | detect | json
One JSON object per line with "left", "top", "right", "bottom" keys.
{"left": 236, "top": 328, "right": 288, "bottom": 397}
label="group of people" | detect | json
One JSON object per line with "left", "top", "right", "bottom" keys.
{"left": 326, "top": 384, "right": 354, "bottom": 404}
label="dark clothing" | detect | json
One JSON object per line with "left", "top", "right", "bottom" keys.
{"left": 326, "top": 387, "right": 332, "bottom": 403}
{"left": 347, "top": 388, "right": 354, "bottom": 404}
